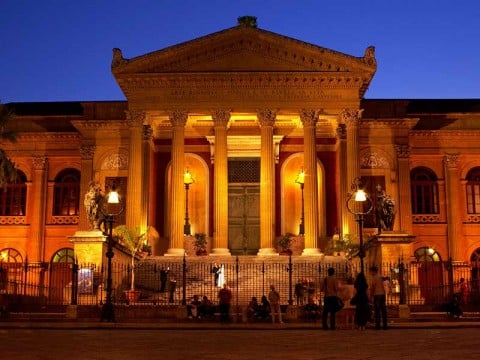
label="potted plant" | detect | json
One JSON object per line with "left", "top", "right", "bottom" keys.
{"left": 194, "top": 233, "right": 207, "bottom": 255}
{"left": 278, "top": 234, "right": 293, "bottom": 255}
{"left": 113, "top": 225, "right": 158, "bottom": 303}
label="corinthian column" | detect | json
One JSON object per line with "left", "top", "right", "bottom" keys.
{"left": 395, "top": 145, "right": 413, "bottom": 234}
{"left": 142, "top": 125, "right": 153, "bottom": 234}
{"left": 211, "top": 110, "right": 231, "bottom": 255}
{"left": 125, "top": 111, "right": 145, "bottom": 231}
{"left": 166, "top": 110, "right": 188, "bottom": 255}
{"left": 444, "top": 153, "right": 463, "bottom": 261}
{"left": 342, "top": 109, "right": 363, "bottom": 238}
{"left": 257, "top": 109, "right": 277, "bottom": 255}
{"left": 31, "top": 156, "right": 48, "bottom": 262}
{"left": 79, "top": 144, "right": 95, "bottom": 231}
{"left": 300, "top": 109, "right": 321, "bottom": 255}
{"left": 336, "top": 124, "right": 349, "bottom": 238}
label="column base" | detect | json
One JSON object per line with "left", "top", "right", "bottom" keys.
{"left": 257, "top": 248, "right": 279, "bottom": 256}
{"left": 301, "top": 248, "right": 323, "bottom": 256}
{"left": 164, "top": 248, "right": 186, "bottom": 256}
{"left": 209, "top": 248, "right": 231, "bottom": 256}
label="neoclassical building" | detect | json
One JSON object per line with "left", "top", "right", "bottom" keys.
{"left": 1, "top": 18, "right": 480, "bottom": 267}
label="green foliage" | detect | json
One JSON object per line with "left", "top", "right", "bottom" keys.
{"left": 194, "top": 233, "right": 207, "bottom": 252}
{"left": 326, "top": 234, "right": 360, "bottom": 260}
{"left": 278, "top": 234, "right": 292, "bottom": 251}
{"left": 0, "top": 103, "right": 17, "bottom": 188}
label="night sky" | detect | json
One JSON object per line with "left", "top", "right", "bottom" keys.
{"left": 1, "top": 0, "right": 479, "bottom": 103}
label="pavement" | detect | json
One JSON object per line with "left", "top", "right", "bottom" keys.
{"left": 1, "top": 312, "right": 480, "bottom": 330}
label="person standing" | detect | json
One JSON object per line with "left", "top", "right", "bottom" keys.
{"left": 217, "top": 264, "right": 225, "bottom": 288}
{"left": 218, "top": 283, "right": 232, "bottom": 323}
{"left": 268, "top": 285, "right": 283, "bottom": 324}
{"left": 159, "top": 267, "right": 169, "bottom": 293}
{"left": 168, "top": 274, "right": 177, "bottom": 303}
{"left": 322, "top": 267, "right": 339, "bottom": 330}
{"left": 212, "top": 263, "right": 220, "bottom": 287}
{"left": 369, "top": 266, "right": 388, "bottom": 330}
{"left": 351, "top": 272, "right": 370, "bottom": 330}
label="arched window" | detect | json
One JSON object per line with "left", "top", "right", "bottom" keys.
{"left": 410, "top": 167, "right": 439, "bottom": 214}
{"left": 0, "top": 170, "right": 27, "bottom": 216}
{"left": 466, "top": 167, "right": 480, "bottom": 214}
{"left": 414, "top": 247, "right": 441, "bottom": 262}
{"left": 53, "top": 169, "right": 80, "bottom": 216}
{"left": 51, "top": 248, "right": 75, "bottom": 263}
{"left": 0, "top": 248, "right": 23, "bottom": 263}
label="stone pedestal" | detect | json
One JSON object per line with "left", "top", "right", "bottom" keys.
{"left": 368, "top": 231, "right": 415, "bottom": 264}
{"left": 69, "top": 230, "right": 107, "bottom": 267}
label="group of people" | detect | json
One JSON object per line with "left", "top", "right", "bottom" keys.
{"left": 321, "top": 265, "right": 388, "bottom": 330}
{"left": 246, "top": 285, "right": 283, "bottom": 323}
{"left": 187, "top": 294, "right": 216, "bottom": 320}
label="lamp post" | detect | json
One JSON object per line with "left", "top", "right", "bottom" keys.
{"left": 295, "top": 169, "right": 305, "bottom": 236}
{"left": 346, "top": 177, "right": 373, "bottom": 273}
{"left": 100, "top": 186, "right": 123, "bottom": 322}
{"left": 183, "top": 169, "right": 194, "bottom": 236}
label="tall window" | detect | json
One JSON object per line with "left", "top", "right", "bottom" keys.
{"left": 53, "top": 169, "right": 80, "bottom": 216}
{"left": 466, "top": 167, "right": 480, "bottom": 214}
{"left": 410, "top": 167, "right": 439, "bottom": 214}
{"left": 0, "top": 170, "right": 27, "bottom": 216}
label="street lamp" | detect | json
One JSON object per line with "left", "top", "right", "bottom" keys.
{"left": 295, "top": 169, "right": 305, "bottom": 235}
{"left": 100, "top": 185, "right": 124, "bottom": 322}
{"left": 183, "top": 169, "right": 194, "bottom": 236}
{"left": 346, "top": 177, "right": 373, "bottom": 273}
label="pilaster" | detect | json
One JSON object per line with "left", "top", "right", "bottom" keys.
{"left": 395, "top": 145, "right": 413, "bottom": 234}
{"left": 444, "top": 153, "right": 462, "bottom": 260}
{"left": 300, "top": 109, "right": 321, "bottom": 255}
{"left": 210, "top": 110, "right": 231, "bottom": 255}
{"left": 336, "top": 124, "right": 349, "bottom": 238}
{"left": 142, "top": 124, "right": 153, "bottom": 234}
{"left": 31, "top": 156, "right": 48, "bottom": 262}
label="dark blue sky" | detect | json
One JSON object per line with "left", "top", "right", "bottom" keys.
{"left": 1, "top": 0, "right": 479, "bottom": 103}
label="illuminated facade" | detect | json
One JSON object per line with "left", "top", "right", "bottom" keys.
{"left": 1, "top": 19, "right": 480, "bottom": 266}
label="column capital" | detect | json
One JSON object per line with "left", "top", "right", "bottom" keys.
{"left": 32, "top": 156, "right": 48, "bottom": 170}
{"left": 126, "top": 110, "right": 146, "bottom": 127}
{"left": 211, "top": 109, "right": 231, "bottom": 127}
{"left": 336, "top": 124, "right": 347, "bottom": 140}
{"left": 299, "top": 109, "right": 319, "bottom": 127}
{"left": 80, "top": 145, "right": 95, "bottom": 160}
{"left": 341, "top": 108, "right": 364, "bottom": 127}
{"left": 395, "top": 144, "right": 411, "bottom": 159}
{"left": 257, "top": 109, "right": 277, "bottom": 127}
{"left": 142, "top": 124, "right": 153, "bottom": 141}
{"left": 444, "top": 153, "right": 460, "bottom": 169}
{"left": 168, "top": 110, "right": 188, "bottom": 127}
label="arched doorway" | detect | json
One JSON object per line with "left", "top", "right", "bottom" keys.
{"left": 0, "top": 248, "right": 23, "bottom": 294}
{"left": 414, "top": 247, "right": 444, "bottom": 305}
{"left": 49, "top": 248, "right": 74, "bottom": 304}
{"left": 470, "top": 248, "right": 480, "bottom": 303}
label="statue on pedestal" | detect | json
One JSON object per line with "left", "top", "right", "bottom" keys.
{"left": 376, "top": 185, "right": 395, "bottom": 233}
{"left": 84, "top": 181, "right": 104, "bottom": 231}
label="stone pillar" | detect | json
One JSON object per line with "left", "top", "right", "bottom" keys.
{"left": 257, "top": 109, "right": 277, "bottom": 255}
{"left": 395, "top": 145, "right": 413, "bottom": 234}
{"left": 31, "top": 156, "right": 48, "bottom": 262}
{"left": 211, "top": 110, "right": 231, "bottom": 255}
{"left": 444, "top": 153, "right": 462, "bottom": 261}
{"left": 166, "top": 110, "right": 188, "bottom": 256}
{"left": 126, "top": 111, "right": 145, "bottom": 230}
{"left": 300, "top": 109, "right": 321, "bottom": 255}
{"left": 79, "top": 144, "right": 95, "bottom": 231}
{"left": 142, "top": 124, "right": 153, "bottom": 233}
{"left": 342, "top": 109, "right": 363, "bottom": 238}
{"left": 336, "top": 124, "right": 349, "bottom": 238}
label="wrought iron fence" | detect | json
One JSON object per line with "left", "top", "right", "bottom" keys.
{"left": 0, "top": 257, "right": 477, "bottom": 310}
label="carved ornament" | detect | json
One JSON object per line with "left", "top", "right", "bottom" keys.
{"left": 32, "top": 156, "right": 47, "bottom": 170}
{"left": 143, "top": 125, "right": 153, "bottom": 141}
{"left": 341, "top": 108, "right": 363, "bottom": 127}
{"left": 168, "top": 110, "right": 189, "bottom": 127}
{"left": 299, "top": 109, "right": 319, "bottom": 127}
{"left": 336, "top": 124, "right": 346, "bottom": 140}
{"left": 444, "top": 153, "right": 460, "bottom": 169}
{"left": 395, "top": 145, "right": 411, "bottom": 159}
{"left": 360, "top": 151, "right": 389, "bottom": 169}
{"left": 257, "top": 109, "right": 277, "bottom": 127}
{"left": 100, "top": 153, "right": 129, "bottom": 170}
{"left": 80, "top": 145, "right": 95, "bottom": 160}
{"left": 126, "top": 110, "right": 146, "bottom": 127}
{"left": 211, "top": 110, "right": 231, "bottom": 127}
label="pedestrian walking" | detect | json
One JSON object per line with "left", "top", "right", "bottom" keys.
{"left": 322, "top": 267, "right": 339, "bottom": 330}
{"left": 268, "top": 285, "right": 283, "bottom": 324}
{"left": 351, "top": 272, "right": 370, "bottom": 330}
{"left": 369, "top": 265, "right": 388, "bottom": 330}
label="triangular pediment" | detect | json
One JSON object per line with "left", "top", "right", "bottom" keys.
{"left": 112, "top": 25, "right": 376, "bottom": 75}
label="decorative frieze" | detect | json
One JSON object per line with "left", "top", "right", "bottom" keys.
{"left": 100, "top": 153, "right": 129, "bottom": 170}
{"left": 412, "top": 215, "right": 441, "bottom": 223}
{"left": 51, "top": 216, "right": 79, "bottom": 225}
{"left": 0, "top": 216, "right": 26, "bottom": 225}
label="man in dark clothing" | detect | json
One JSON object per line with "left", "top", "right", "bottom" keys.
{"left": 218, "top": 283, "right": 232, "bottom": 323}
{"left": 160, "top": 267, "right": 169, "bottom": 293}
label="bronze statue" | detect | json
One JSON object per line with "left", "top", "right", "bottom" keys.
{"left": 84, "top": 181, "right": 104, "bottom": 230}
{"left": 376, "top": 185, "right": 395, "bottom": 233}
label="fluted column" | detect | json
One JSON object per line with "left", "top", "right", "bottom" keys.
{"left": 336, "top": 124, "right": 349, "bottom": 238}
{"left": 211, "top": 110, "right": 231, "bottom": 255}
{"left": 79, "top": 144, "right": 95, "bottom": 231}
{"left": 166, "top": 110, "right": 188, "bottom": 255}
{"left": 300, "top": 109, "right": 321, "bottom": 255}
{"left": 395, "top": 145, "right": 413, "bottom": 234}
{"left": 125, "top": 111, "right": 145, "bottom": 231}
{"left": 444, "top": 153, "right": 463, "bottom": 261}
{"left": 141, "top": 125, "right": 153, "bottom": 233}
{"left": 257, "top": 109, "right": 277, "bottom": 255}
{"left": 31, "top": 156, "right": 48, "bottom": 262}
{"left": 342, "top": 109, "right": 363, "bottom": 238}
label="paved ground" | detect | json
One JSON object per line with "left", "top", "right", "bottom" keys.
{"left": 0, "top": 326, "right": 479, "bottom": 360}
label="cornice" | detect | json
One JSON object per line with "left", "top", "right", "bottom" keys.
{"left": 362, "top": 118, "right": 419, "bottom": 129}
{"left": 17, "top": 132, "right": 81, "bottom": 141}
{"left": 410, "top": 130, "right": 480, "bottom": 138}
{"left": 71, "top": 119, "right": 128, "bottom": 130}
